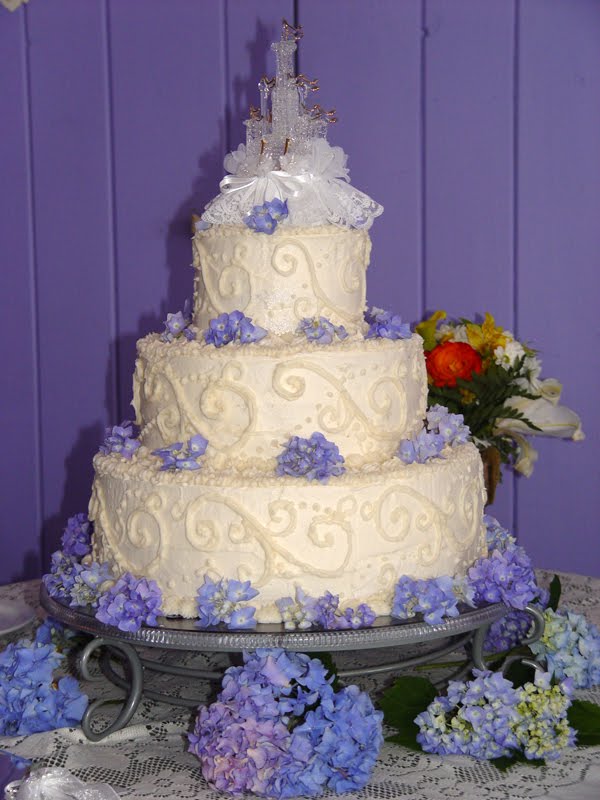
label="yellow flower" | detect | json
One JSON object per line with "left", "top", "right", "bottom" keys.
{"left": 466, "top": 312, "right": 507, "bottom": 355}
{"left": 415, "top": 310, "right": 446, "bottom": 352}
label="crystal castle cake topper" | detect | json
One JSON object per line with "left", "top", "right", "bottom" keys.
{"left": 200, "top": 20, "right": 383, "bottom": 230}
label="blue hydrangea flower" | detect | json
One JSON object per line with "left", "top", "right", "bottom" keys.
{"left": 188, "top": 648, "right": 382, "bottom": 798}
{"left": 529, "top": 607, "right": 600, "bottom": 689}
{"left": 276, "top": 587, "right": 320, "bottom": 630}
{"left": 416, "top": 669, "right": 521, "bottom": 759}
{"left": 196, "top": 576, "right": 258, "bottom": 630}
{"left": 42, "top": 551, "right": 80, "bottom": 602}
{"left": 99, "top": 420, "right": 140, "bottom": 459}
{"left": 392, "top": 575, "right": 461, "bottom": 625}
{"left": 204, "top": 310, "right": 267, "bottom": 347}
{"left": 467, "top": 542, "right": 541, "bottom": 610}
{"left": 426, "top": 404, "right": 470, "bottom": 446}
{"left": 512, "top": 671, "right": 576, "bottom": 760}
{"left": 297, "top": 317, "right": 348, "bottom": 345}
{"left": 160, "top": 299, "right": 196, "bottom": 343}
{"left": 95, "top": 573, "right": 163, "bottom": 632}
{"left": 276, "top": 432, "right": 345, "bottom": 483}
{"left": 152, "top": 433, "right": 208, "bottom": 471}
{"left": 0, "top": 637, "right": 87, "bottom": 736}
{"left": 60, "top": 512, "right": 92, "bottom": 559}
{"left": 484, "top": 609, "right": 533, "bottom": 654}
{"left": 244, "top": 199, "right": 289, "bottom": 234}
{"left": 69, "top": 560, "right": 113, "bottom": 609}
{"left": 484, "top": 514, "right": 516, "bottom": 551}
{"left": 364, "top": 307, "right": 411, "bottom": 340}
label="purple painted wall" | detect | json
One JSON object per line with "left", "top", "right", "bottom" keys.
{"left": 1, "top": 0, "right": 598, "bottom": 584}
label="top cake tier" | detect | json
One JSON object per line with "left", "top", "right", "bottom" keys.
{"left": 193, "top": 224, "right": 371, "bottom": 335}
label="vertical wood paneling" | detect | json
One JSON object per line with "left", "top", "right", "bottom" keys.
{"left": 26, "top": 0, "right": 115, "bottom": 563}
{"left": 0, "top": 12, "right": 40, "bottom": 581}
{"left": 423, "top": 0, "right": 517, "bottom": 527}
{"left": 515, "top": 0, "right": 600, "bottom": 573}
{"left": 298, "top": 0, "right": 423, "bottom": 322}
{"left": 108, "top": 0, "right": 225, "bottom": 416}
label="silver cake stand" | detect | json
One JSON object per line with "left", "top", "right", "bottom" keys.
{"left": 40, "top": 586, "right": 544, "bottom": 742}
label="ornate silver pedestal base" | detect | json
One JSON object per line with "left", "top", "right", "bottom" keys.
{"left": 40, "top": 586, "right": 543, "bottom": 742}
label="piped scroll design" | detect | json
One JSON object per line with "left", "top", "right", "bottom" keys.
{"left": 198, "top": 243, "right": 252, "bottom": 317}
{"left": 272, "top": 359, "right": 406, "bottom": 444}
{"left": 182, "top": 494, "right": 354, "bottom": 587}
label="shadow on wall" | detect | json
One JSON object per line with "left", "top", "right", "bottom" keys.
{"left": 32, "top": 23, "right": 275, "bottom": 581}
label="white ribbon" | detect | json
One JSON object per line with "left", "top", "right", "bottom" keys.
{"left": 5, "top": 769, "right": 121, "bottom": 800}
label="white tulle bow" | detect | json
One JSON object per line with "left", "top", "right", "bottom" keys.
{"left": 5, "top": 769, "right": 121, "bottom": 800}
{"left": 202, "top": 139, "right": 383, "bottom": 229}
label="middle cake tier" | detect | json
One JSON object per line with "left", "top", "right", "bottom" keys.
{"left": 133, "top": 333, "right": 428, "bottom": 469}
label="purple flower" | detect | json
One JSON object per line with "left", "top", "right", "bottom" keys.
{"left": 196, "top": 576, "right": 258, "bottom": 630}
{"left": 392, "top": 575, "right": 460, "bottom": 625}
{"left": 276, "top": 587, "right": 320, "bottom": 630}
{"left": 297, "top": 317, "right": 348, "bottom": 345}
{"left": 530, "top": 608, "right": 600, "bottom": 689}
{"left": 364, "top": 307, "right": 411, "bottom": 340}
{"left": 188, "top": 648, "right": 381, "bottom": 798}
{"left": 467, "top": 542, "right": 541, "bottom": 611}
{"left": 69, "top": 560, "right": 113, "bottom": 609}
{"left": 244, "top": 199, "right": 289, "bottom": 235}
{"left": 276, "top": 432, "right": 345, "bottom": 483}
{"left": 484, "top": 609, "right": 532, "bottom": 653}
{"left": 396, "top": 429, "right": 445, "bottom": 464}
{"left": 0, "top": 637, "right": 87, "bottom": 736}
{"left": 60, "top": 513, "right": 92, "bottom": 559}
{"left": 484, "top": 514, "right": 516, "bottom": 551}
{"left": 416, "top": 670, "right": 521, "bottom": 759}
{"left": 95, "top": 573, "right": 163, "bottom": 632}
{"left": 160, "top": 299, "right": 196, "bottom": 343}
{"left": 42, "top": 551, "right": 80, "bottom": 602}
{"left": 152, "top": 434, "right": 208, "bottom": 471}
{"left": 205, "top": 311, "right": 267, "bottom": 347}
{"left": 426, "top": 404, "right": 470, "bottom": 446}
{"left": 99, "top": 420, "right": 140, "bottom": 459}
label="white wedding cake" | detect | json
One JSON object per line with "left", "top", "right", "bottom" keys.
{"left": 90, "top": 22, "right": 487, "bottom": 623}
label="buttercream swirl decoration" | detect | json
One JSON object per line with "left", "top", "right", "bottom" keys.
{"left": 201, "top": 139, "right": 383, "bottom": 229}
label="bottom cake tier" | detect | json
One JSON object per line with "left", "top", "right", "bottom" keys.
{"left": 90, "top": 444, "right": 487, "bottom": 623}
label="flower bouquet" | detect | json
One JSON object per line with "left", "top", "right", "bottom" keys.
{"left": 416, "top": 311, "right": 583, "bottom": 501}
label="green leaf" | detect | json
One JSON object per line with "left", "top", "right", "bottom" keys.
{"left": 378, "top": 676, "right": 438, "bottom": 748}
{"left": 491, "top": 752, "right": 545, "bottom": 772}
{"left": 548, "top": 575, "right": 562, "bottom": 612}
{"left": 568, "top": 699, "right": 600, "bottom": 746}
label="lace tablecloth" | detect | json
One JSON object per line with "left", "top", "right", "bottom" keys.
{"left": 1, "top": 572, "right": 599, "bottom": 800}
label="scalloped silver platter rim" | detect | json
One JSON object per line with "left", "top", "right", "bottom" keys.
{"left": 40, "top": 585, "right": 507, "bottom": 653}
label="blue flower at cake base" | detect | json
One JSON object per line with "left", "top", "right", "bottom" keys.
{"left": 100, "top": 420, "right": 140, "bottom": 459}
{"left": 152, "top": 433, "right": 208, "bottom": 471}
{"left": 276, "top": 432, "right": 345, "bottom": 483}
{"left": 61, "top": 512, "right": 93, "bottom": 558}
{"left": 188, "top": 648, "right": 383, "bottom": 798}
{"left": 396, "top": 405, "right": 470, "bottom": 465}
{"left": 43, "top": 548, "right": 113, "bottom": 610}
{"left": 160, "top": 298, "right": 196, "bottom": 343}
{"left": 392, "top": 575, "right": 462, "bottom": 625}
{"left": 298, "top": 317, "right": 348, "bottom": 345}
{"left": 244, "top": 198, "right": 289, "bottom": 234}
{"left": 204, "top": 310, "right": 267, "bottom": 348}
{"left": 196, "top": 576, "right": 258, "bottom": 630}
{"left": 276, "top": 586, "right": 376, "bottom": 631}
{"left": 95, "top": 573, "right": 163, "bottom": 633}
{"left": 364, "top": 307, "right": 411, "bottom": 340}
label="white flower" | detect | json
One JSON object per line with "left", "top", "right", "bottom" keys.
{"left": 437, "top": 323, "right": 469, "bottom": 343}
{"left": 494, "top": 339, "right": 526, "bottom": 370}
{"left": 495, "top": 396, "right": 584, "bottom": 440}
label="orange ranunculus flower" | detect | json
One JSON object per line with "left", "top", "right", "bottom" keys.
{"left": 425, "top": 341, "right": 483, "bottom": 388}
